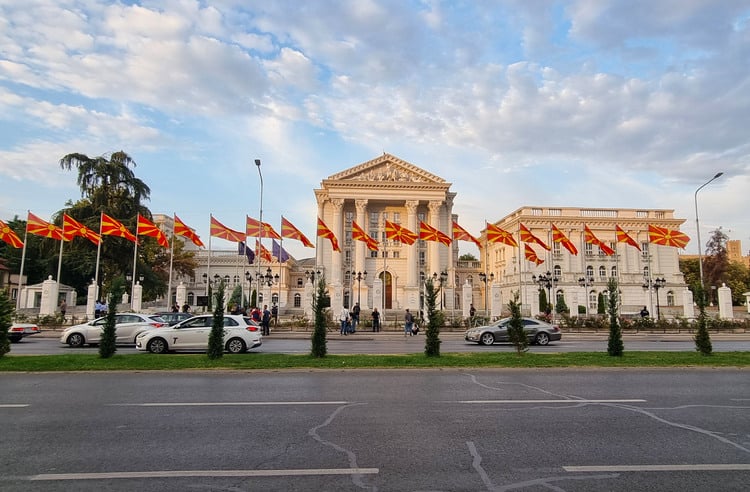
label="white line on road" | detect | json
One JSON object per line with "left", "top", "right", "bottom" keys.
{"left": 457, "top": 399, "right": 646, "bottom": 404}
{"left": 109, "top": 401, "right": 349, "bottom": 407}
{"left": 564, "top": 464, "right": 750, "bottom": 473}
{"left": 31, "top": 468, "right": 379, "bottom": 481}
{"left": 0, "top": 404, "right": 29, "bottom": 408}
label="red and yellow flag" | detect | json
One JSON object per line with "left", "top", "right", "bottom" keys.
{"left": 486, "top": 223, "right": 518, "bottom": 247}
{"left": 281, "top": 216, "right": 314, "bottom": 248}
{"left": 584, "top": 225, "right": 614, "bottom": 255}
{"left": 63, "top": 214, "right": 101, "bottom": 245}
{"left": 419, "top": 221, "right": 452, "bottom": 246}
{"left": 615, "top": 225, "right": 640, "bottom": 251}
{"left": 137, "top": 214, "right": 169, "bottom": 248}
{"left": 173, "top": 214, "right": 204, "bottom": 247}
{"left": 452, "top": 221, "right": 481, "bottom": 248}
{"left": 551, "top": 224, "right": 578, "bottom": 255}
{"left": 27, "top": 212, "right": 64, "bottom": 240}
{"left": 519, "top": 223, "right": 550, "bottom": 250}
{"left": 100, "top": 213, "right": 137, "bottom": 242}
{"left": 317, "top": 217, "right": 340, "bottom": 252}
{"left": 384, "top": 220, "right": 417, "bottom": 245}
{"left": 352, "top": 220, "right": 379, "bottom": 251}
{"left": 256, "top": 240, "right": 274, "bottom": 262}
{"left": 0, "top": 220, "right": 23, "bottom": 248}
{"left": 210, "top": 216, "right": 245, "bottom": 242}
{"left": 648, "top": 224, "right": 690, "bottom": 248}
{"left": 524, "top": 244, "right": 544, "bottom": 265}
{"left": 246, "top": 216, "right": 281, "bottom": 239}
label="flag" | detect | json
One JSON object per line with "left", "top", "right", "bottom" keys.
{"left": 210, "top": 216, "right": 245, "bottom": 242}
{"left": 525, "top": 244, "right": 544, "bottom": 265}
{"left": 351, "top": 220, "right": 379, "bottom": 251}
{"left": 519, "top": 223, "right": 550, "bottom": 250}
{"left": 486, "top": 223, "right": 518, "bottom": 247}
{"left": 317, "top": 217, "right": 340, "bottom": 252}
{"left": 256, "top": 240, "right": 273, "bottom": 262}
{"left": 27, "top": 212, "right": 64, "bottom": 240}
{"left": 0, "top": 220, "right": 23, "bottom": 248}
{"left": 137, "top": 214, "right": 169, "bottom": 248}
{"left": 551, "top": 224, "right": 578, "bottom": 255}
{"left": 246, "top": 216, "right": 281, "bottom": 239}
{"left": 419, "top": 221, "right": 452, "bottom": 246}
{"left": 281, "top": 216, "right": 314, "bottom": 247}
{"left": 238, "top": 241, "right": 255, "bottom": 264}
{"left": 272, "top": 239, "right": 292, "bottom": 262}
{"left": 100, "top": 213, "right": 137, "bottom": 242}
{"left": 584, "top": 225, "right": 614, "bottom": 255}
{"left": 174, "top": 214, "right": 204, "bottom": 247}
{"left": 62, "top": 214, "right": 101, "bottom": 245}
{"left": 615, "top": 225, "right": 640, "bottom": 251}
{"left": 384, "top": 219, "right": 417, "bottom": 245}
{"left": 452, "top": 221, "right": 481, "bottom": 248}
{"left": 648, "top": 224, "right": 690, "bottom": 248}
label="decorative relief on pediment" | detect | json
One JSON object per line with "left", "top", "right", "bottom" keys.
{"left": 327, "top": 153, "right": 446, "bottom": 184}
{"left": 349, "top": 162, "right": 427, "bottom": 182}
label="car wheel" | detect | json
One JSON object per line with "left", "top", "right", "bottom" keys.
{"left": 9, "top": 336, "right": 21, "bottom": 343}
{"left": 479, "top": 332, "right": 495, "bottom": 345}
{"left": 535, "top": 332, "right": 550, "bottom": 346}
{"left": 226, "top": 338, "right": 247, "bottom": 354}
{"left": 67, "top": 333, "right": 85, "bottom": 348}
{"left": 147, "top": 338, "right": 168, "bottom": 354}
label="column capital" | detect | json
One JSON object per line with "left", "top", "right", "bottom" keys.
{"left": 330, "top": 198, "right": 344, "bottom": 211}
{"left": 355, "top": 199, "right": 368, "bottom": 214}
{"left": 405, "top": 200, "right": 419, "bottom": 214}
{"left": 428, "top": 200, "right": 442, "bottom": 214}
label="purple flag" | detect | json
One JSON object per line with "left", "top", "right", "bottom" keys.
{"left": 272, "top": 239, "right": 291, "bottom": 262}
{"left": 238, "top": 241, "right": 255, "bottom": 264}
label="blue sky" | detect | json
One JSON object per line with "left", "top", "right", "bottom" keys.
{"left": 1, "top": 0, "right": 749, "bottom": 260}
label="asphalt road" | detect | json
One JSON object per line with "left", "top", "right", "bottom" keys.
{"left": 1, "top": 369, "right": 748, "bottom": 491}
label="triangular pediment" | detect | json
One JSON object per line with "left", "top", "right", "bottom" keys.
{"left": 327, "top": 153, "right": 445, "bottom": 184}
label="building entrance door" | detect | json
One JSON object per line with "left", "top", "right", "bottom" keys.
{"left": 379, "top": 271, "right": 393, "bottom": 309}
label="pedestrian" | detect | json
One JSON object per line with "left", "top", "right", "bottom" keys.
{"left": 182, "top": 302, "right": 190, "bottom": 313}
{"left": 271, "top": 304, "right": 278, "bottom": 326}
{"left": 404, "top": 308, "right": 414, "bottom": 337}
{"left": 371, "top": 307, "right": 380, "bottom": 332}
{"left": 339, "top": 305, "right": 350, "bottom": 335}
{"left": 59, "top": 299, "right": 67, "bottom": 318}
{"left": 261, "top": 304, "right": 271, "bottom": 336}
{"left": 640, "top": 306, "right": 649, "bottom": 318}
{"left": 171, "top": 303, "right": 179, "bottom": 313}
{"left": 469, "top": 303, "right": 476, "bottom": 318}
{"left": 94, "top": 300, "right": 103, "bottom": 318}
{"left": 251, "top": 306, "right": 261, "bottom": 323}
{"left": 351, "top": 302, "right": 360, "bottom": 333}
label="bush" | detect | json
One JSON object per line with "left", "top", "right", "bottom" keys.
{"left": 0, "top": 289, "right": 13, "bottom": 357}
{"left": 207, "top": 282, "right": 226, "bottom": 360}
{"left": 311, "top": 277, "right": 328, "bottom": 358}
{"left": 424, "top": 279, "right": 442, "bottom": 357}
{"left": 507, "top": 294, "right": 528, "bottom": 355}
{"left": 100, "top": 278, "right": 125, "bottom": 359}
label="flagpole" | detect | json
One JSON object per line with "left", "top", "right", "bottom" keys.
{"left": 94, "top": 212, "right": 103, "bottom": 298}
{"left": 131, "top": 219, "right": 139, "bottom": 306}
{"left": 278, "top": 217, "right": 283, "bottom": 311}
{"left": 56, "top": 214, "right": 66, "bottom": 285}
{"left": 206, "top": 215, "right": 212, "bottom": 297}
{"left": 517, "top": 223, "right": 522, "bottom": 312}
{"left": 16, "top": 216, "right": 29, "bottom": 310}
{"left": 166, "top": 214, "right": 175, "bottom": 308}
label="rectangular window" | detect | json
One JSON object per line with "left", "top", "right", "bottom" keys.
{"left": 382, "top": 251, "right": 388, "bottom": 258}
{"left": 552, "top": 242, "right": 561, "bottom": 255}
{"left": 584, "top": 243, "right": 593, "bottom": 256}
{"left": 393, "top": 251, "right": 399, "bottom": 258}
{"left": 393, "top": 212, "right": 400, "bottom": 223}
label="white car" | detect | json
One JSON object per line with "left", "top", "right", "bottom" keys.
{"left": 60, "top": 313, "right": 167, "bottom": 347}
{"left": 9, "top": 323, "right": 41, "bottom": 342}
{"left": 136, "top": 314, "right": 262, "bottom": 354}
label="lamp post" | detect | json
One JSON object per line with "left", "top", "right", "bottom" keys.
{"left": 432, "top": 271, "right": 447, "bottom": 310}
{"left": 694, "top": 172, "right": 723, "bottom": 289}
{"left": 348, "top": 270, "right": 367, "bottom": 306}
{"left": 478, "top": 272, "right": 494, "bottom": 316}
{"left": 255, "top": 158, "right": 263, "bottom": 289}
{"left": 533, "top": 271, "right": 554, "bottom": 316}
{"left": 642, "top": 277, "right": 666, "bottom": 320}
{"left": 577, "top": 274, "right": 594, "bottom": 316}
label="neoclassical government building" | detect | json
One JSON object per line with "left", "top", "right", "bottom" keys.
{"left": 166, "top": 153, "right": 691, "bottom": 321}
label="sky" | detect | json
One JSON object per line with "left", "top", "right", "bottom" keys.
{"left": 1, "top": 0, "right": 749, "bottom": 261}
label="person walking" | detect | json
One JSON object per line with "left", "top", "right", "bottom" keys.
{"left": 59, "top": 299, "right": 67, "bottom": 318}
{"left": 339, "top": 306, "right": 350, "bottom": 335}
{"left": 261, "top": 304, "right": 271, "bottom": 336}
{"left": 404, "top": 308, "right": 414, "bottom": 337}
{"left": 371, "top": 307, "right": 380, "bottom": 332}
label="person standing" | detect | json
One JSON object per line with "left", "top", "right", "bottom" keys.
{"left": 182, "top": 302, "right": 190, "bottom": 313}
{"left": 261, "top": 304, "right": 271, "bottom": 336}
{"left": 371, "top": 307, "right": 380, "bottom": 332}
{"left": 351, "top": 302, "right": 360, "bottom": 333}
{"left": 59, "top": 299, "right": 67, "bottom": 318}
{"left": 339, "top": 306, "right": 350, "bottom": 335}
{"left": 271, "top": 304, "right": 278, "bottom": 326}
{"left": 404, "top": 309, "right": 414, "bottom": 337}
{"left": 469, "top": 303, "right": 476, "bottom": 318}
{"left": 640, "top": 306, "right": 649, "bottom": 318}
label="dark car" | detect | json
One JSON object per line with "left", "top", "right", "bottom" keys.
{"left": 156, "top": 312, "right": 194, "bottom": 326}
{"left": 464, "top": 317, "right": 561, "bottom": 346}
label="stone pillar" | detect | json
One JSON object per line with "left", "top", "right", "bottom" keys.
{"left": 372, "top": 277, "right": 383, "bottom": 312}
{"left": 404, "top": 200, "right": 420, "bottom": 311}
{"left": 86, "top": 281, "right": 98, "bottom": 319}
{"left": 462, "top": 280, "right": 473, "bottom": 318}
{"left": 682, "top": 287, "right": 695, "bottom": 319}
{"left": 744, "top": 292, "right": 750, "bottom": 313}
{"left": 176, "top": 282, "right": 187, "bottom": 307}
{"left": 428, "top": 201, "right": 442, "bottom": 278}
{"left": 303, "top": 278, "right": 314, "bottom": 320}
{"left": 718, "top": 283, "right": 733, "bottom": 320}
{"left": 490, "top": 282, "right": 502, "bottom": 318}
{"left": 40, "top": 276, "right": 57, "bottom": 316}
{"left": 354, "top": 199, "right": 369, "bottom": 309}
{"left": 132, "top": 281, "right": 143, "bottom": 312}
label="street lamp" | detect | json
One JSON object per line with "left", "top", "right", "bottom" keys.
{"left": 642, "top": 277, "right": 666, "bottom": 320}
{"left": 478, "top": 272, "right": 494, "bottom": 315}
{"left": 577, "top": 274, "right": 594, "bottom": 316}
{"left": 432, "top": 271, "right": 448, "bottom": 310}
{"left": 352, "top": 271, "right": 367, "bottom": 306}
{"left": 694, "top": 172, "right": 723, "bottom": 289}
{"left": 255, "top": 158, "right": 263, "bottom": 288}
{"left": 533, "top": 271, "right": 556, "bottom": 316}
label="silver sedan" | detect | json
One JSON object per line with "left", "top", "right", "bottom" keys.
{"left": 465, "top": 317, "right": 562, "bottom": 346}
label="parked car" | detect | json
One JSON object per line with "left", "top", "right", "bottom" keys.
{"left": 465, "top": 317, "right": 561, "bottom": 346}
{"left": 60, "top": 313, "right": 167, "bottom": 347}
{"left": 9, "top": 323, "right": 41, "bottom": 342}
{"left": 135, "top": 314, "right": 262, "bottom": 354}
{"left": 155, "top": 312, "right": 194, "bottom": 326}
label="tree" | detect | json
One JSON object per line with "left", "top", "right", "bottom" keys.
{"left": 310, "top": 276, "right": 328, "bottom": 358}
{"left": 507, "top": 294, "right": 528, "bottom": 355}
{"left": 606, "top": 278, "right": 623, "bottom": 356}
{"left": 207, "top": 281, "right": 226, "bottom": 359}
{"left": 0, "top": 288, "right": 13, "bottom": 357}
{"left": 555, "top": 295, "right": 569, "bottom": 315}
{"left": 424, "top": 278, "right": 443, "bottom": 357}
{"left": 458, "top": 253, "right": 478, "bottom": 262}
{"left": 99, "top": 277, "right": 125, "bottom": 358}
{"left": 702, "top": 227, "right": 729, "bottom": 290}
{"left": 693, "top": 284, "right": 712, "bottom": 356}
{"left": 228, "top": 285, "right": 242, "bottom": 312}
{"left": 679, "top": 257, "right": 700, "bottom": 292}
{"left": 597, "top": 293, "right": 606, "bottom": 315}
{"left": 724, "top": 261, "right": 749, "bottom": 305}
{"left": 538, "top": 289, "right": 549, "bottom": 314}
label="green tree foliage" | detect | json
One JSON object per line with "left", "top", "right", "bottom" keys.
{"left": 724, "top": 261, "right": 750, "bottom": 305}
{"left": 679, "top": 257, "right": 700, "bottom": 292}
{"left": 228, "top": 285, "right": 242, "bottom": 312}
{"left": 597, "top": 292, "right": 606, "bottom": 315}
{"left": 606, "top": 278, "right": 623, "bottom": 356}
{"left": 423, "top": 278, "right": 443, "bottom": 357}
{"left": 538, "top": 289, "right": 550, "bottom": 314}
{"left": 702, "top": 227, "right": 729, "bottom": 290}
{"left": 310, "top": 277, "right": 328, "bottom": 358}
{"left": 555, "top": 295, "right": 569, "bottom": 314}
{"left": 693, "top": 284, "right": 713, "bottom": 356}
{"left": 0, "top": 217, "right": 60, "bottom": 287}
{"left": 0, "top": 289, "right": 13, "bottom": 357}
{"left": 99, "top": 277, "right": 125, "bottom": 358}
{"left": 207, "top": 282, "right": 226, "bottom": 359}
{"left": 458, "top": 253, "right": 478, "bottom": 262}
{"left": 507, "top": 294, "right": 528, "bottom": 355}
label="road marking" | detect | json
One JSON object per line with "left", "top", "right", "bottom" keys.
{"left": 564, "top": 464, "right": 750, "bottom": 472}
{"left": 0, "top": 404, "right": 29, "bottom": 408}
{"left": 458, "top": 399, "right": 646, "bottom": 404}
{"left": 109, "top": 401, "right": 348, "bottom": 407}
{"left": 31, "top": 468, "right": 379, "bottom": 481}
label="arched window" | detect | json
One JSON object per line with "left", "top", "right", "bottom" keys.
{"left": 294, "top": 293, "right": 301, "bottom": 308}
{"left": 611, "top": 266, "right": 617, "bottom": 277}
{"left": 666, "top": 291, "right": 675, "bottom": 307}
{"left": 187, "top": 292, "right": 194, "bottom": 304}
{"left": 599, "top": 266, "right": 606, "bottom": 278}
{"left": 589, "top": 290, "right": 597, "bottom": 310}
{"left": 272, "top": 293, "right": 278, "bottom": 305}
{"left": 297, "top": 277, "right": 303, "bottom": 287}
{"left": 258, "top": 293, "right": 264, "bottom": 303}
{"left": 586, "top": 265, "right": 594, "bottom": 278}
{"left": 643, "top": 266, "right": 650, "bottom": 278}
{"left": 553, "top": 265, "right": 561, "bottom": 278}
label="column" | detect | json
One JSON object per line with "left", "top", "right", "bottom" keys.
{"left": 40, "top": 276, "right": 56, "bottom": 316}
{"left": 86, "top": 281, "right": 97, "bottom": 319}
{"left": 718, "top": 283, "right": 733, "bottom": 320}
{"left": 132, "top": 281, "right": 143, "bottom": 312}
{"left": 682, "top": 287, "right": 695, "bottom": 319}
{"left": 405, "top": 200, "right": 419, "bottom": 288}
{"left": 355, "top": 199, "right": 369, "bottom": 309}
{"left": 428, "top": 201, "right": 442, "bottom": 277}
{"left": 330, "top": 198, "right": 344, "bottom": 314}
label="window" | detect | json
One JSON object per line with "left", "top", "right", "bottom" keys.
{"left": 584, "top": 243, "right": 593, "bottom": 256}
{"left": 553, "top": 265, "right": 561, "bottom": 278}
{"left": 588, "top": 291, "right": 597, "bottom": 310}
{"left": 294, "top": 293, "right": 301, "bottom": 307}
{"left": 586, "top": 265, "right": 594, "bottom": 278}
{"left": 370, "top": 250, "right": 378, "bottom": 258}
{"left": 297, "top": 277, "right": 303, "bottom": 287}
{"left": 419, "top": 251, "right": 425, "bottom": 266}
{"left": 666, "top": 291, "right": 675, "bottom": 306}
{"left": 467, "top": 275, "right": 473, "bottom": 285}
{"left": 393, "top": 251, "right": 399, "bottom": 258}
{"left": 552, "top": 242, "right": 561, "bottom": 255}
{"left": 643, "top": 266, "right": 649, "bottom": 278}
{"left": 599, "top": 266, "right": 606, "bottom": 278}
{"left": 259, "top": 293, "right": 264, "bottom": 303}
{"left": 641, "top": 242, "right": 649, "bottom": 257}
{"left": 382, "top": 251, "right": 388, "bottom": 258}
{"left": 393, "top": 212, "right": 400, "bottom": 222}
{"left": 187, "top": 292, "right": 194, "bottom": 304}
{"left": 611, "top": 266, "right": 617, "bottom": 277}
